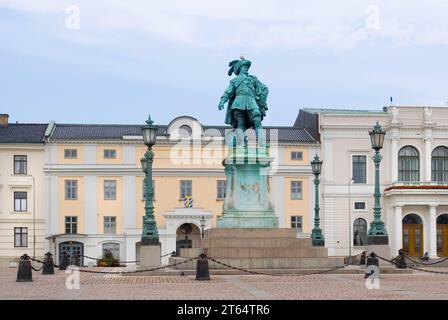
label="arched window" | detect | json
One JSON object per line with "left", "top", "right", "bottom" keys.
{"left": 398, "top": 146, "right": 420, "bottom": 182}
{"left": 353, "top": 218, "right": 367, "bottom": 247}
{"left": 432, "top": 146, "right": 448, "bottom": 182}
{"left": 179, "top": 125, "right": 192, "bottom": 138}
{"left": 102, "top": 242, "right": 120, "bottom": 260}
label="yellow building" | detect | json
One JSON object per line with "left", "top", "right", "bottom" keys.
{"left": 0, "top": 114, "right": 49, "bottom": 267}
{"left": 44, "top": 116, "right": 318, "bottom": 265}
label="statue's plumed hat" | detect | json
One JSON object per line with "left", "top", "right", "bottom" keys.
{"left": 228, "top": 57, "right": 251, "bottom": 76}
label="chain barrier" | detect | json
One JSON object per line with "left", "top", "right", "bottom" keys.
{"left": 206, "top": 256, "right": 346, "bottom": 277}
{"left": 30, "top": 263, "right": 43, "bottom": 272}
{"left": 404, "top": 255, "right": 448, "bottom": 266}
{"left": 79, "top": 251, "right": 175, "bottom": 264}
{"left": 375, "top": 253, "right": 448, "bottom": 275}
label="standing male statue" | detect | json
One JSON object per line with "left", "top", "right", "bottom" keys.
{"left": 218, "top": 57, "right": 269, "bottom": 146}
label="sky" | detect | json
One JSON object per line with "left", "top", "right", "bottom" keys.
{"left": 1, "top": 0, "right": 448, "bottom": 126}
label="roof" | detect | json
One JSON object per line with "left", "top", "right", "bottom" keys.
{"left": 0, "top": 123, "right": 48, "bottom": 144}
{"left": 302, "top": 108, "right": 387, "bottom": 115}
{"left": 49, "top": 124, "right": 316, "bottom": 143}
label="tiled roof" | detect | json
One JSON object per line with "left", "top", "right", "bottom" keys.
{"left": 302, "top": 108, "right": 387, "bottom": 115}
{"left": 0, "top": 124, "right": 48, "bottom": 143}
{"left": 50, "top": 124, "right": 316, "bottom": 143}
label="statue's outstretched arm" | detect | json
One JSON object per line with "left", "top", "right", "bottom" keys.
{"left": 218, "top": 82, "right": 235, "bottom": 110}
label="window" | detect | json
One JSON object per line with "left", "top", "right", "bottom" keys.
{"left": 291, "top": 151, "right": 303, "bottom": 161}
{"left": 104, "top": 180, "right": 117, "bottom": 200}
{"left": 398, "top": 146, "right": 420, "bottom": 182}
{"left": 14, "top": 192, "right": 27, "bottom": 212}
{"left": 65, "top": 216, "right": 77, "bottom": 234}
{"left": 65, "top": 180, "right": 78, "bottom": 200}
{"left": 217, "top": 180, "right": 226, "bottom": 199}
{"left": 14, "top": 155, "right": 27, "bottom": 174}
{"left": 179, "top": 125, "right": 192, "bottom": 137}
{"left": 353, "top": 218, "right": 367, "bottom": 247}
{"left": 354, "top": 202, "right": 366, "bottom": 210}
{"left": 64, "top": 149, "right": 78, "bottom": 159}
{"left": 352, "top": 155, "right": 367, "bottom": 183}
{"left": 104, "top": 149, "right": 116, "bottom": 159}
{"left": 14, "top": 227, "right": 28, "bottom": 247}
{"left": 180, "top": 180, "right": 192, "bottom": 199}
{"left": 104, "top": 216, "right": 116, "bottom": 234}
{"left": 290, "top": 181, "right": 303, "bottom": 200}
{"left": 142, "top": 180, "right": 155, "bottom": 199}
{"left": 432, "top": 146, "right": 448, "bottom": 182}
{"left": 102, "top": 243, "right": 120, "bottom": 259}
{"left": 291, "top": 216, "right": 303, "bottom": 233}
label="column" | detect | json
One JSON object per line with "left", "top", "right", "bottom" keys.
{"left": 391, "top": 138, "right": 398, "bottom": 182}
{"left": 429, "top": 205, "right": 438, "bottom": 259}
{"left": 424, "top": 138, "right": 432, "bottom": 182}
{"left": 394, "top": 206, "right": 403, "bottom": 256}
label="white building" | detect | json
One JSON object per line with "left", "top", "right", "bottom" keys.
{"left": 295, "top": 106, "right": 448, "bottom": 258}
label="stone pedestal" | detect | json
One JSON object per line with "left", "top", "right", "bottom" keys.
{"left": 139, "top": 244, "right": 161, "bottom": 268}
{"left": 218, "top": 145, "right": 278, "bottom": 228}
{"left": 366, "top": 244, "right": 392, "bottom": 266}
{"left": 174, "top": 228, "right": 344, "bottom": 269}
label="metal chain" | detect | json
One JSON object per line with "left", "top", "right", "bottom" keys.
{"left": 404, "top": 255, "right": 448, "bottom": 266}
{"left": 406, "top": 265, "right": 448, "bottom": 275}
{"left": 68, "top": 256, "right": 198, "bottom": 275}
{"left": 206, "top": 256, "right": 346, "bottom": 277}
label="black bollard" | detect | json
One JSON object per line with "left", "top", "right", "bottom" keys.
{"left": 365, "top": 252, "right": 379, "bottom": 279}
{"left": 59, "top": 251, "right": 69, "bottom": 270}
{"left": 395, "top": 249, "right": 407, "bottom": 269}
{"left": 17, "top": 254, "right": 32, "bottom": 282}
{"left": 196, "top": 254, "right": 210, "bottom": 281}
{"left": 42, "top": 252, "right": 55, "bottom": 275}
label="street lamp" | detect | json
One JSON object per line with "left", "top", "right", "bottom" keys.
{"left": 200, "top": 216, "right": 206, "bottom": 239}
{"left": 311, "top": 154, "right": 325, "bottom": 246}
{"left": 140, "top": 114, "right": 159, "bottom": 245}
{"left": 367, "top": 122, "right": 388, "bottom": 245}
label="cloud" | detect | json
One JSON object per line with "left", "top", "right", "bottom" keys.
{"left": 1, "top": 0, "right": 448, "bottom": 50}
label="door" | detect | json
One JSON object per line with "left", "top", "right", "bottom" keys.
{"left": 437, "top": 225, "right": 448, "bottom": 257}
{"left": 59, "top": 242, "right": 84, "bottom": 266}
{"left": 403, "top": 224, "right": 423, "bottom": 257}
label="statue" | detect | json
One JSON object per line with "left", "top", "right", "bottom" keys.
{"left": 218, "top": 57, "right": 268, "bottom": 145}
{"left": 424, "top": 107, "right": 432, "bottom": 123}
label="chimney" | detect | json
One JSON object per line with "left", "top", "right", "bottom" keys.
{"left": 0, "top": 114, "right": 9, "bottom": 125}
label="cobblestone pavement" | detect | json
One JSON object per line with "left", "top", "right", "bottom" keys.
{"left": 1, "top": 267, "right": 448, "bottom": 300}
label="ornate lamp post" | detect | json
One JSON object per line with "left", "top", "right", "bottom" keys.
{"left": 140, "top": 114, "right": 159, "bottom": 245}
{"left": 367, "top": 122, "right": 389, "bottom": 245}
{"left": 311, "top": 155, "right": 325, "bottom": 246}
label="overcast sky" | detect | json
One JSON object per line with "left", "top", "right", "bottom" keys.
{"left": 1, "top": 0, "right": 448, "bottom": 126}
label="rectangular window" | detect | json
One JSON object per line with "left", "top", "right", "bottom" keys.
{"left": 142, "top": 180, "right": 155, "bottom": 199}
{"left": 180, "top": 180, "right": 192, "bottom": 199}
{"left": 291, "top": 216, "right": 303, "bottom": 233}
{"left": 104, "top": 180, "right": 117, "bottom": 200}
{"left": 354, "top": 202, "right": 366, "bottom": 210}
{"left": 64, "top": 149, "right": 78, "bottom": 159}
{"left": 290, "top": 181, "right": 303, "bottom": 200}
{"left": 65, "top": 180, "right": 78, "bottom": 200}
{"left": 104, "top": 216, "right": 116, "bottom": 234}
{"left": 291, "top": 151, "right": 303, "bottom": 161}
{"left": 65, "top": 216, "right": 77, "bottom": 234}
{"left": 14, "top": 155, "right": 27, "bottom": 174}
{"left": 14, "top": 227, "right": 28, "bottom": 247}
{"left": 217, "top": 180, "right": 226, "bottom": 199}
{"left": 14, "top": 192, "right": 27, "bottom": 212}
{"left": 104, "top": 149, "right": 116, "bottom": 159}
{"left": 352, "top": 155, "right": 367, "bottom": 183}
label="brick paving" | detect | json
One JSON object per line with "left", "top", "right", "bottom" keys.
{"left": 1, "top": 267, "right": 448, "bottom": 300}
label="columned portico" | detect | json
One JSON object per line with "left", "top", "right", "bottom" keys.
{"left": 429, "top": 205, "right": 439, "bottom": 259}
{"left": 393, "top": 205, "right": 403, "bottom": 256}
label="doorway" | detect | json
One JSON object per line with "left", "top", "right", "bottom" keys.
{"left": 402, "top": 214, "right": 423, "bottom": 257}
{"left": 437, "top": 214, "right": 448, "bottom": 257}
{"left": 59, "top": 241, "right": 84, "bottom": 266}
{"left": 175, "top": 223, "right": 201, "bottom": 256}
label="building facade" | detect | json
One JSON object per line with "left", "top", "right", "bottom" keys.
{"left": 0, "top": 114, "right": 49, "bottom": 267}
{"left": 43, "top": 116, "right": 318, "bottom": 265}
{"left": 296, "top": 106, "right": 448, "bottom": 258}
